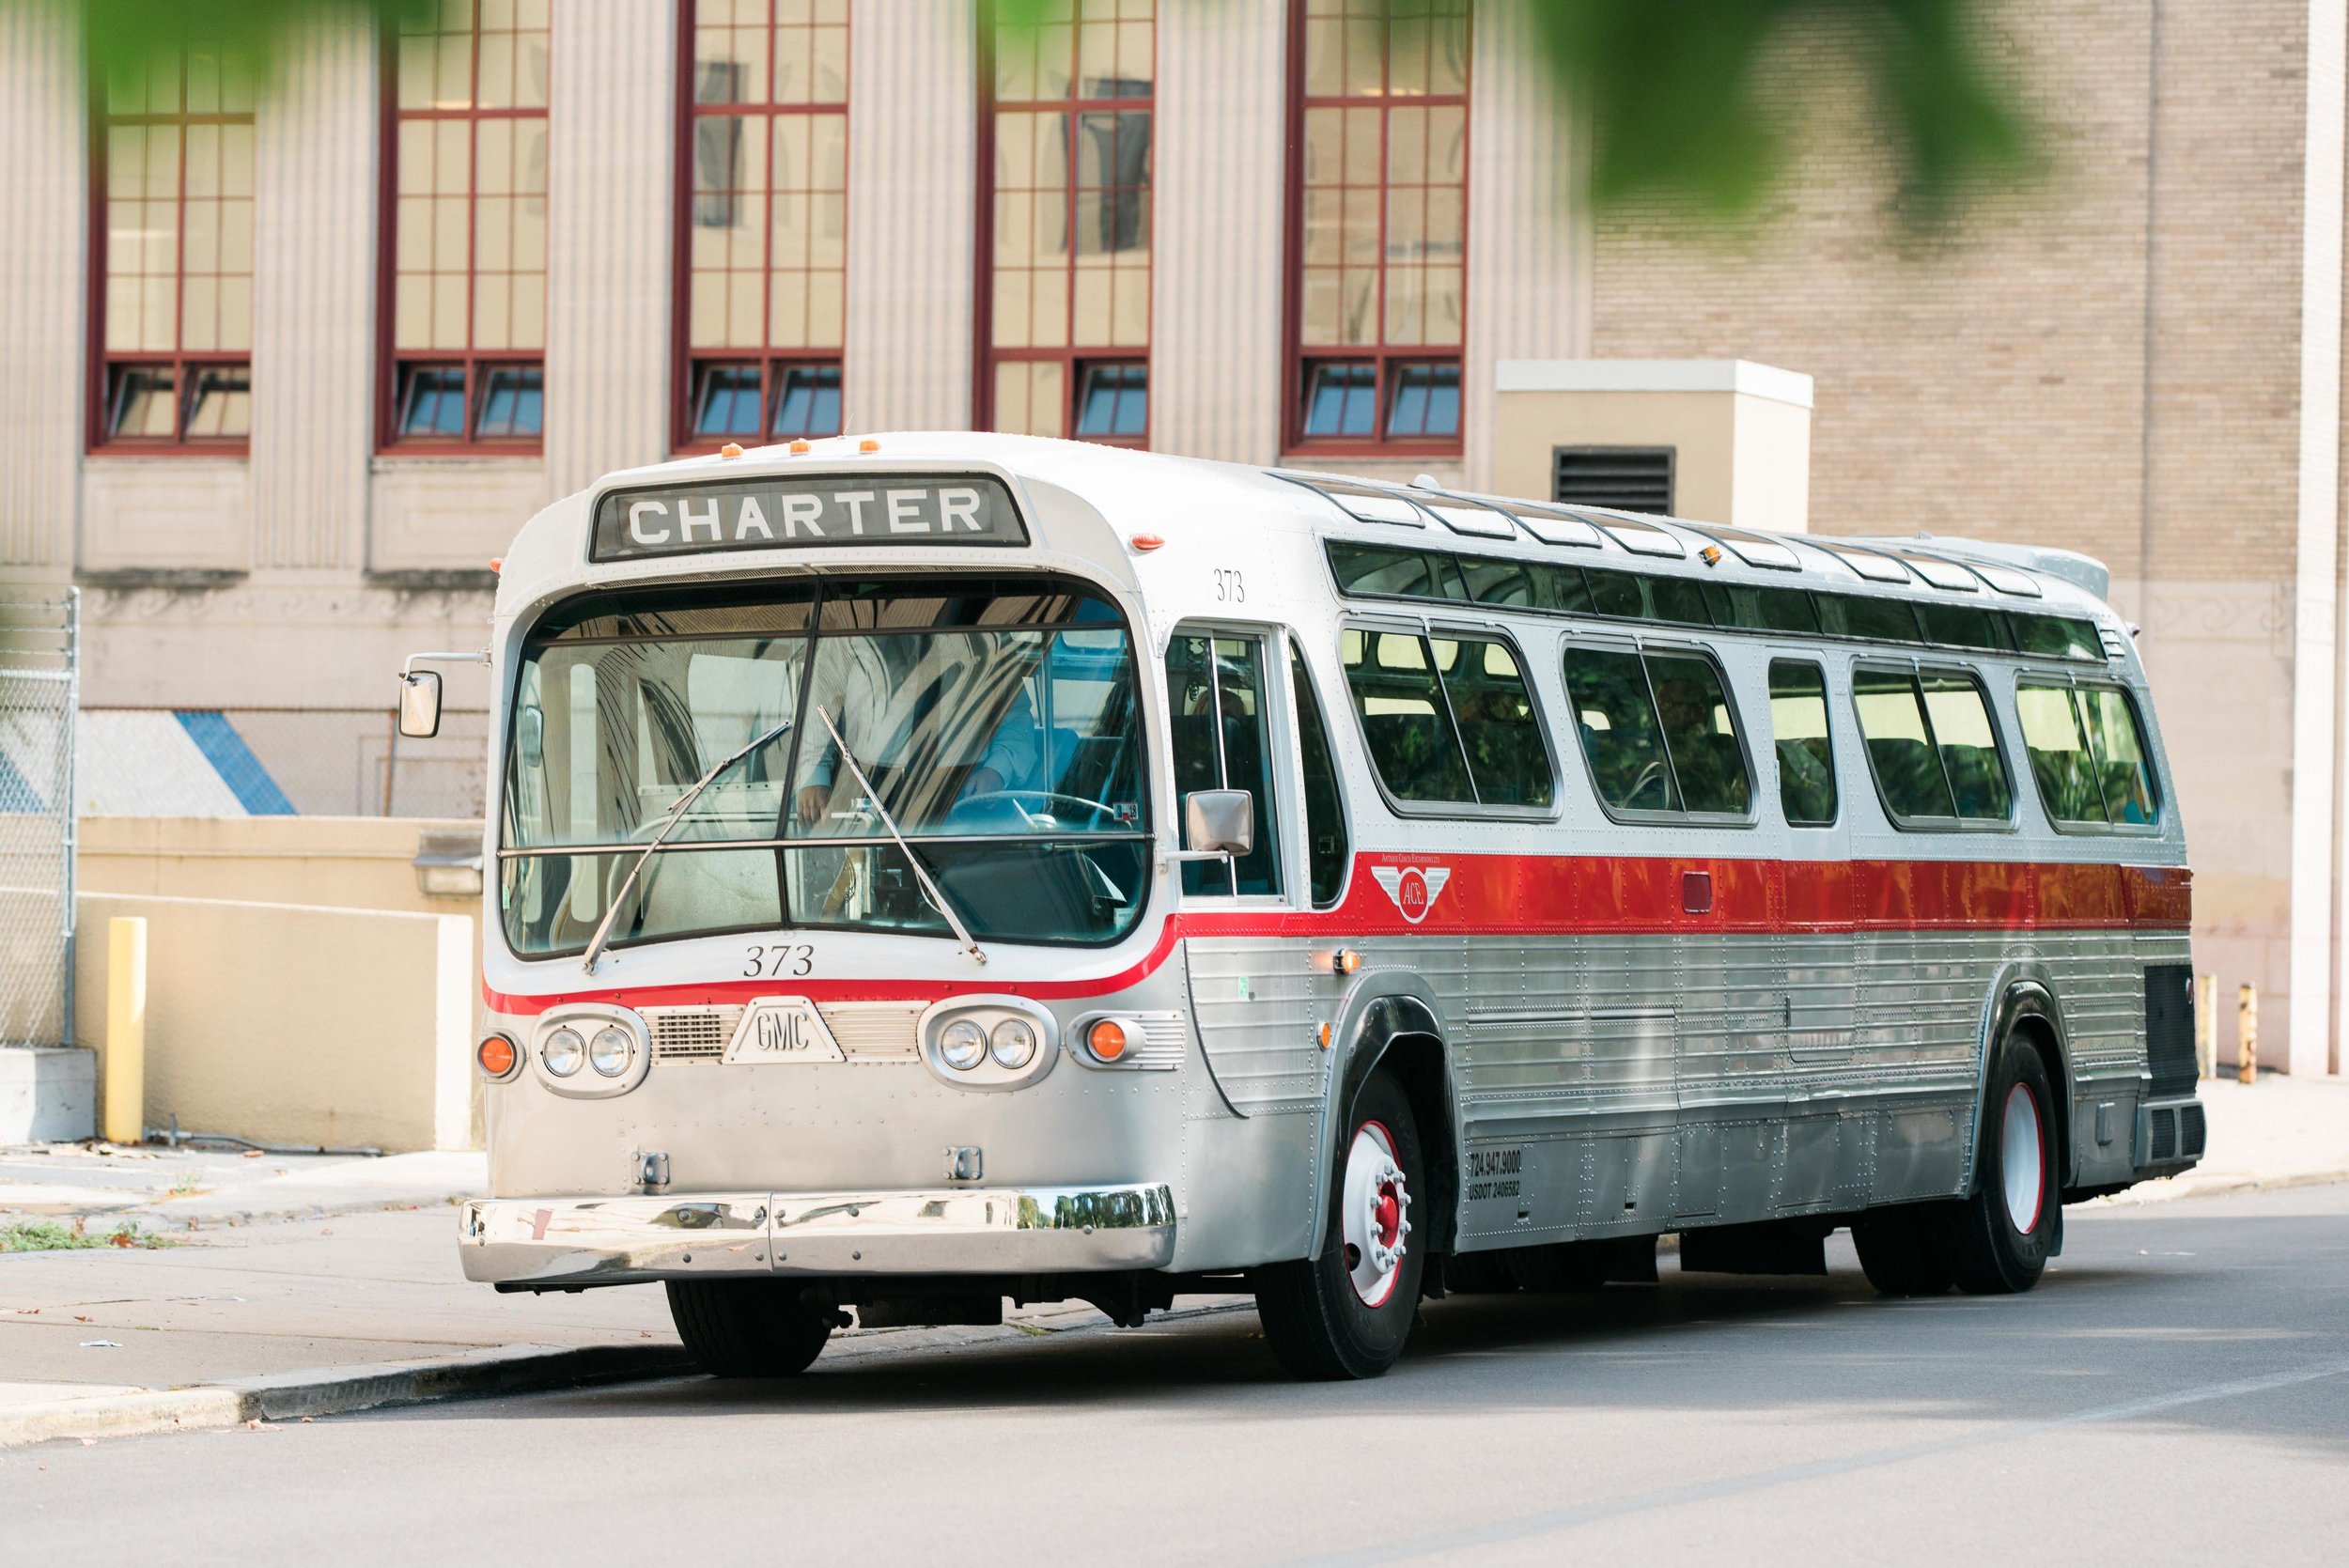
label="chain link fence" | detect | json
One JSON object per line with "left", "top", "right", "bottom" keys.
{"left": 0, "top": 592, "right": 78, "bottom": 1048}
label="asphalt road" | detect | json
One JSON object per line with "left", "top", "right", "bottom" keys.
{"left": 7, "top": 1183, "right": 2345, "bottom": 1565}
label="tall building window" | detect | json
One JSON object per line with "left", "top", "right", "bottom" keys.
{"left": 678, "top": 0, "right": 849, "bottom": 448}
{"left": 1285, "top": 0, "right": 1469, "bottom": 454}
{"left": 381, "top": 0, "right": 550, "bottom": 450}
{"left": 977, "top": 1, "right": 1155, "bottom": 444}
{"left": 89, "top": 41, "right": 256, "bottom": 450}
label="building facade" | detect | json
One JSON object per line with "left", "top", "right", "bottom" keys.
{"left": 0, "top": 0, "right": 2343, "bottom": 1073}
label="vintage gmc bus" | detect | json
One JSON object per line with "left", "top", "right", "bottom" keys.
{"left": 402, "top": 432, "right": 2201, "bottom": 1380}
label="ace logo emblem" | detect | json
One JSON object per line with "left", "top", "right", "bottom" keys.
{"left": 723, "top": 998, "right": 847, "bottom": 1063}
{"left": 1371, "top": 864, "right": 1452, "bottom": 925}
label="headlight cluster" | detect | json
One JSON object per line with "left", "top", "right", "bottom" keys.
{"left": 530, "top": 1010, "right": 648, "bottom": 1096}
{"left": 920, "top": 999, "right": 1056, "bottom": 1090}
{"left": 938, "top": 1017, "right": 1038, "bottom": 1072}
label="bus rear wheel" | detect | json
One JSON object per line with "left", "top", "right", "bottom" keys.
{"left": 1252, "top": 1071, "right": 1426, "bottom": 1380}
{"left": 1947, "top": 1035, "right": 2060, "bottom": 1296}
{"left": 665, "top": 1279, "right": 834, "bottom": 1377}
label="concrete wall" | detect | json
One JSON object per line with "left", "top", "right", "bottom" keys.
{"left": 72, "top": 893, "right": 474, "bottom": 1152}
{"left": 1490, "top": 361, "right": 1813, "bottom": 531}
{"left": 0, "top": 1048, "right": 95, "bottom": 1144}
{"left": 78, "top": 815, "right": 483, "bottom": 917}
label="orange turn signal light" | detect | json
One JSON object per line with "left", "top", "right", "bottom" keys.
{"left": 789, "top": 439, "right": 811, "bottom": 454}
{"left": 1129, "top": 533, "right": 1165, "bottom": 552}
{"left": 477, "top": 1033, "right": 519, "bottom": 1079}
{"left": 1333, "top": 948, "right": 1362, "bottom": 975}
{"left": 1087, "top": 1018, "right": 1128, "bottom": 1063}
{"left": 1699, "top": 545, "right": 1722, "bottom": 567}
{"left": 720, "top": 442, "right": 745, "bottom": 459}
{"left": 859, "top": 438, "right": 881, "bottom": 453}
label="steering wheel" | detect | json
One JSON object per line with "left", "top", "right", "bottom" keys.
{"left": 944, "top": 790, "right": 1127, "bottom": 833}
{"left": 1621, "top": 758, "right": 1672, "bottom": 811}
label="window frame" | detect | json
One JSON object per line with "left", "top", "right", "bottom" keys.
{"left": 972, "top": 1, "right": 1158, "bottom": 447}
{"left": 1285, "top": 631, "right": 1356, "bottom": 910}
{"left": 375, "top": 8, "right": 551, "bottom": 457}
{"left": 1166, "top": 621, "right": 1293, "bottom": 903}
{"left": 2013, "top": 671, "right": 2165, "bottom": 836}
{"left": 86, "top": 46, "right": 257, "bottom": 456}
{"left": 1767, "top": 657, "right": 1840, "bottom": 829}
{"left": 670, "top": 1, "right": 851, "bottom": 456}
{"left": 1281, "top": 0, "right": 1470, "bottom": 459}
{"left": 1337, "top": 615, "right": 1561, "bottom": 824}
{"left": 1847, "top": 659, "right": 2018, "bottom": 834}
{"left": 1559, "top": 632, "right": 1760, "bottom": 830}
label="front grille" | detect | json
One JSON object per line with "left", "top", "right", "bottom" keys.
{"left": 646, "top": 1005, "right": 743, "bottom": 1061}
{"left": 644, "top": 1001, "right": 921, "bottom": 1062}
{"left": 2143, "top": 964, "right": 2197, "bottom": 1099}
{"left": 2179, "top": 1101, "right": 2207, "bottom": 1159}
{"left": 2149, "top": 1107, "right": 2178, "bottom": 1162}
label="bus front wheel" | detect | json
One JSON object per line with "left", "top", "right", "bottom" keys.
{"left": 1252, "top": 1071, "right": 1427, "bottom": 1380}
{"left": 665, "top": 1279, "right": 833, "bottom": 1377}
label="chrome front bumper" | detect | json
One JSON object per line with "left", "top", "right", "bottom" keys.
{"left": 459, "top": 1184, "right": 1177, "bottom": 1287}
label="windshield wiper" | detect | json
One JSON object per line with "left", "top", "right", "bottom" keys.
{"left": 581, "top": 717, "right": 793, "bottom": 975}
{"left": 812, "top": 703, "right": 988, "bottom": 967}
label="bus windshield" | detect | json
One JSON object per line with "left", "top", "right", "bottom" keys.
{"left": 500, "top": 575, "right": 1152, "bottom": 956}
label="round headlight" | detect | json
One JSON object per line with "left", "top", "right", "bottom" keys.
{"left": 542, "top": 1026, "right": 586, "bottom": 1078}
{"left": 939, "top": 1018, "right": 988, "bottom": 1071}
{"left": 989, "top": 1017, "right": 1038, "bottom": 1069}
{"left": 588, "top": 1024, "right": 634, "bottom": 1078}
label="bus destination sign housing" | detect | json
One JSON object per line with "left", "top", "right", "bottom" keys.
{"left": 591, "top": 473, "right": 1027, "bottom": 562}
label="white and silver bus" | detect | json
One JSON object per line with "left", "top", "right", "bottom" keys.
{"left": 407, "top": 432, "right": 2202, "bottom": 1380}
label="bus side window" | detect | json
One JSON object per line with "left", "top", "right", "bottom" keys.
{"left": 1166, "top": 631, "right": 1283, "bottom": 897}
{"left": 1342, "top": 629, "right": 1475, "bottom": 804}
{"left": 1289, "top": 644, "right": 1351, "bottom": 907}
{"left": 2078, "top": 685, "right": 2161, "bottom": 825}
{"left": 1767, "top": 660, "right": 1838, "bottom": 826}
{"left": 2015, "top": 682, "right": 2109, "bottom": 826}
{"left": 1854, "top": 666, "right": 2012, "bottom": 827}
{"left": 1433, "top": 635, "right": 1553, "bottom": 808}
{"left": 1563, "top": 646, "right": 1678, "bottom": 813}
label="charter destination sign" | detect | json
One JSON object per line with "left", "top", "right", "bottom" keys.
{"left": 591, "top": 473, "right": 1027, "bottom": 562}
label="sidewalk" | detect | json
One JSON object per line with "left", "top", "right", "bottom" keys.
{"left": 2, "top": 1072, "right": 2341, "bottom": 1448}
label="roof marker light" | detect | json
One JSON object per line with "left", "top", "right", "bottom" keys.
{"left": 489, "top": 557, "right": 503, "bottom": 574}
{"left": 859, "top": 438, "right": 880, "bottom": 453}
{"left": 1130, "top": 533, "right": 1165, "bottom": 551}
{"left": 720, "top": 442, "right": 744, "bottom": 459}
{"left": 1700, "top": 545, "right": 1722, "bottom": 567}
{"left": 789, "top": 439, "right": 811, "bottom": 454}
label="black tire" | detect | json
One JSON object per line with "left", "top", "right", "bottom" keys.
{"left": 665, "top": 1279, "right": 833, "bottom": 1377}
{"left": 1850, "top": 1204, "right": 1958, "bottom": 1296}
{"left": 1252, "top": 1071, "right": 1427, "bottom": 1380}
{"left": 1947, "top": 1034, "right": 2060, "bottom": 1295}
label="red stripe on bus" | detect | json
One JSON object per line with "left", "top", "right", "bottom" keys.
{"left": 482, "top": 854, "right": 2189, "bottom": 1016}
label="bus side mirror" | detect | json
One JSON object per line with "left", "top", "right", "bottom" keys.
{"left": 1183, "top": 789, "right": 1254, "bottom": 858}
{"left": 397, "top": 670, "right": 444, "bottom": 739}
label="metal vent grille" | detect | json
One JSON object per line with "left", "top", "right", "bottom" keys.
{"left": 1553, "top": 447, "right": 1673, "bottom": 516}
{"left": 2099, "top": 627, "right": 2129, "bottom": 659}
{"left": 819, "top": 1001, "right": 924, "bottom": 1062}
{"left": 2179, "top": 1101, "right": 2207, "bottom": 1159}
{"left": 1128, "top": 1015, "right": 1188, "bottom": 1071}
{"left": 2149, "top": 1107, "right": 2178, "bottom": 1162}
{"left": 2143, "top": 964, "right": 2197, "bottom": 1100}
{"left": 646, "top": 1005, "right": 744, "bottom": 1060}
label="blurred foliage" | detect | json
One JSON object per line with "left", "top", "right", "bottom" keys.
{"left": 55, "top": 0, "right": 2030, "bottom": 226}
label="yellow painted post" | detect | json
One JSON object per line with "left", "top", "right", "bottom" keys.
{"left": 2236, "top": 983, "right": 2257, "bottom": 1087}
{"left": 103, "top": 917, "right": 147, "bottom": 1145}
{"left": 2196, "top": 972, "right": 2216, "bottom": 1079}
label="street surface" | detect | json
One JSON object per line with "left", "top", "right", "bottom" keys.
{"left": 5, "top": 1183, "right": 2344, "bottom": 1564}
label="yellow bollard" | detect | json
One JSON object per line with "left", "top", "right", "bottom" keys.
{"left": 103, "top": 917, "right": 147, "bottom": 1145}
{"left": 2197, "top": 972, "right": 2216, "bottom": 1079}
{"left": 2236, "top": 983, "right": 2257, "bottom": 1087}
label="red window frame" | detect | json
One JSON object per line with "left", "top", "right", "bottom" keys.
{"left": 375, "top": 7, "right": 550, "bottom": 456}
{"left": 86, "top": 45, "right": 256, "bottom": 456}
{"left": 671, "top": 0, "right": 850, "bottom": 455}
{"left": 1281, "top": 0, "right": 1470, "bottom": 460}
{"left": 972, "top": 1, "right": 1157, "bottom": 446}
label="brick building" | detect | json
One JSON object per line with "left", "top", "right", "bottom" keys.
{"left": 0, "top": 0, "right": 2341, "bottom": 1072}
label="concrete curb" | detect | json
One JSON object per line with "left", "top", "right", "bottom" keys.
{"left": 2095, "top": 1167, "right": 2349, "bottom": 1207}
{"left": 0, "top": 1343, "right": 694, "bottom": 1451}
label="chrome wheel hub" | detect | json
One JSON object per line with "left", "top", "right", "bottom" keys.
{"left": 2001, "top": 1082, "right": 2046, "bottom": 1234}
{"left": 1342, "top": 1122, "right": 1411, "bottom": 1308}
